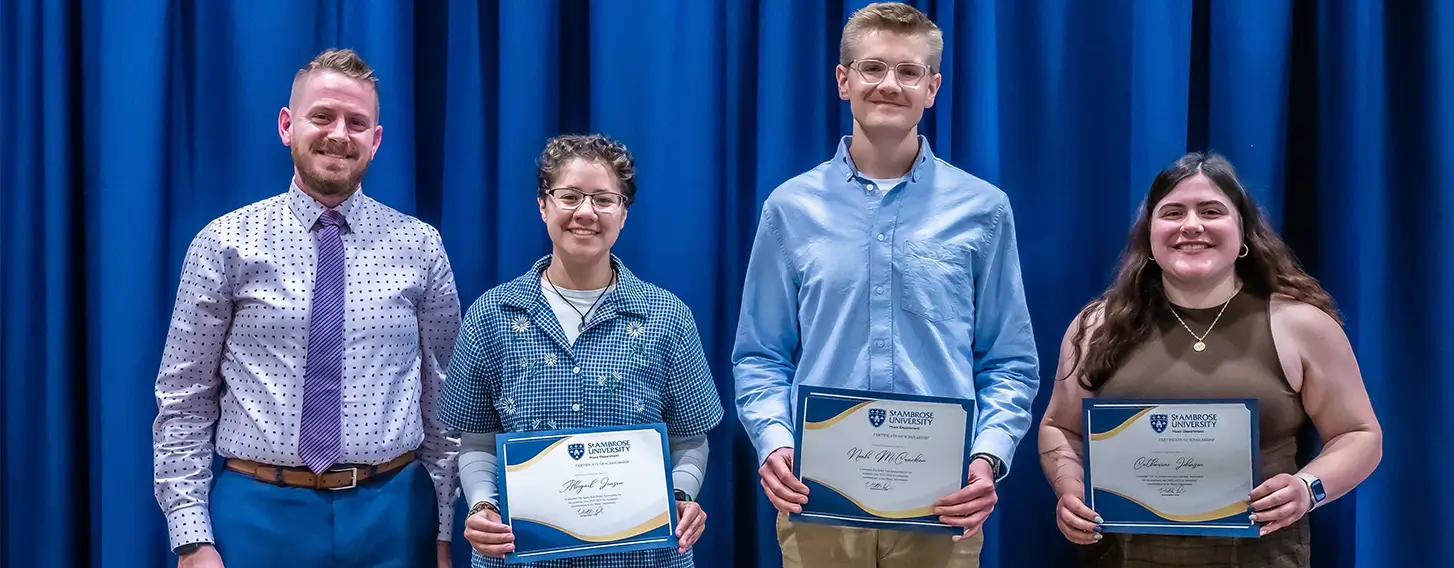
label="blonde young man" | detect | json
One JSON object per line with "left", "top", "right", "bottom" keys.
{"left": 152, "top": 48, "right": 460, "bottom": 568}
{"left": 733, "top": 4, "right": 1039, "bottom": 567}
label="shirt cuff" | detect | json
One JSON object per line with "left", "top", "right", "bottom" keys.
{"left": 970, "top": 428, "right": 1017, "bottom": 482}
{"left": 166, "top": 505, "right": 214, "bottom": 550}
{"left": 436, "top": 492, "right": 455, "bottom": 541}
{"left": 755, "top": 423, "right": 797, "bottom": 466}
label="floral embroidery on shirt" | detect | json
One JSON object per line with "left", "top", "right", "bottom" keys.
{"left": 596, "top": 371, "right": 622, "bottom": 394}
{"left": 519, "top": 358, "right": 541, "bottom": 382}
{"left": 542, "top": 353, "right": 558, "bottom": 367}
{"left": 498, "top": 396, "right": 517, "bottom": 417}
{"left": 509, "top": 314, "right": 531, "bottom": 336}
{"left": 626, "top": 319, "right": 650, "bottom": 359}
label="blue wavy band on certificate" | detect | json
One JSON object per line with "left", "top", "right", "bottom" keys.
{"left": 1083, "top": 399, "right": 1261, "bottom": 538}
{"left": 790, "top": 386, "right": 973, "bottom": 534}
{"left": 496, "top": 424, "right": 678, "bottom": 563}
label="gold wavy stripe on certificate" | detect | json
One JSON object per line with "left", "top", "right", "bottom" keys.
{"left": 512, "top": 511, "right": 670, "bottom": 542}
{"left": 1088, "top": 408, "right": 1155, "bottom": 441}
{"left": 802, "top": 476, "right": 936, "bottom": 519}
{"left": 803, "top": 401, "right": 874, "bottom": 430}
{"left": 1098, "top": 488, "right": 1249, "bottom": 522}
{"left": 505, "top": 438, "right": 570, "bottom": 472}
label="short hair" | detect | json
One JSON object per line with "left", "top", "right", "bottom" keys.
{"left": 536, "top": 134, "right": 637, "bottom": 207}
{"left": 839, "top": 2, "right": 945, "bottom": 71}
{"left": 290, "top": 48, "right": 380, "bottom": 116}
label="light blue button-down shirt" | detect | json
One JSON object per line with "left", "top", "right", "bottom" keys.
{"left": 732, "top": 136, "right": 1040, "bottom": 477}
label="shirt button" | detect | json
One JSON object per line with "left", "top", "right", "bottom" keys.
{"left": 864, "top": 183, "right": 874, "bottom": 191}
{"left": 876, "top": 234, "right": 885, "bottom": 241}
{"left": 874, "top": 286, "right": 884, "bottom": 294}
{"left": 572, "top": 367, "right": 581, "bottom": 374}
{"left": 876, "top": 340, "right": 886, "bottom": 348}
{"left": 572, "top": 403, "right": 582, "bottom": 412}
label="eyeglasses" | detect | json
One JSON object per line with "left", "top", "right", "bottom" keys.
{"left": 544, "top": 187, "right": 627, "bottom": 214}
{"left": 847, "top": 59, "right": 934, "bottom": 87}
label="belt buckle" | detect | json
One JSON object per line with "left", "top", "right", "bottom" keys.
{"left": 326, "top": 466, "right": 359, "bottom": 491}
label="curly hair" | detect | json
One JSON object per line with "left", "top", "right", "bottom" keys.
{"left": 535, "top": 134, "right": 637, "bottom": 207}
{"left": 1065, "top": 152, "right": 1340, "bottom": 391}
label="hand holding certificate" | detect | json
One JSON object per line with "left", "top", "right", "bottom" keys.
{"left": 496, "top": 424, "right": 679, "bottom": 563}
{"left": 1082, "top": 399, "right": 1260, "bottom": 538}
{"left": 790, "top": 386, "right": 975, "bottom": 534}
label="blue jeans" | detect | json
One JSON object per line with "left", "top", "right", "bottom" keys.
{"left": 208, "top": 460, "right": 437, "bottom": 567}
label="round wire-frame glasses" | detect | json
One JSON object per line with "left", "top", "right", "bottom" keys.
{"left": 544, "top": 187, "right": 627, "bottom": 213}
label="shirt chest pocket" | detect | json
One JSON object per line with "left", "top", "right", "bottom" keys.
{"left": 898, "top": 240, "right": 974, "bottom": 322}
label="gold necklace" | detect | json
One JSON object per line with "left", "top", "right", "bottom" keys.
{"left": 1168, "top": 289, "right": 1238, "bottom": 352}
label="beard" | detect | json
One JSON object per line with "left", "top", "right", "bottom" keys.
{"left": 292, "top": 139, "right": 368, "bottom": 197}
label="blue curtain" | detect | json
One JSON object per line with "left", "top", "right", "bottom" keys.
{"left": 2, "top": 0, "right": 1448, "bottom": 566}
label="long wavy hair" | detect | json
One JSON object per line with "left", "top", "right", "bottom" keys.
{"left": 1066, "top": 152, "right": 1340, "bottom": 391}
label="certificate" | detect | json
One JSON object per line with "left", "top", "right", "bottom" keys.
{"left": 496, "top": 423, "right": 678, "bottom": 563}
{"left": 1083, "top": 399, "right": 1260, "bottom": 538}
{"left": 791, "top": 386, "right": 973, "bottom": 534}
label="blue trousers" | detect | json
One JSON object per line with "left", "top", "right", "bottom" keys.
{"left": 207, "top": 460, "right": 437, "bottom": 567}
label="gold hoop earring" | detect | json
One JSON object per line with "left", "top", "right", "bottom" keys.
{"left": 1238, "top": 244, "right": 1249, "bottom": 258}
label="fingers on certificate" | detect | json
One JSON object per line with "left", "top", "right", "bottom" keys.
{"left": 1248, "top": 474, "right": 1307, "bottom": 536}
{"left": 464, "top": 510, "right": 515, "bottom": 557}
{"left": 1056, "top": 494, "right": 1102, "bottom": 544}
{"left": 759, "top": 448, "right": 809, "bottom": 513}
{"left": 933, "top": 477, "right": 996, "bottom": 537}
{"left": 675, "top": 501, "right": 706, "bottom": 553}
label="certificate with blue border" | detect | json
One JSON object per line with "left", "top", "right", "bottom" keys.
{"left": 496, "top": 423, "right": 679, "bottom": 563}
{"left": 790, "top": 386, "right": 973, "bottom": 534}
{"left": 1083, "top": 399, "right": 1260, "bottom": 538}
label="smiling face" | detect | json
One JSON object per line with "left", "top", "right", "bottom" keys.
{"left": 278, "top": 70, "right": 382, "bottom": 198}
{"left": 836, "top": 30, "right": 942, "bottom": 136}
{"left": 1148, "top": 173, "right": 1245, "bottom": 286}
{"left": 539, "top": 158, "right": 628, "bottom": 262}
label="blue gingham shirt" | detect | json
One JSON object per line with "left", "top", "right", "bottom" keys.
{"left": 733, "top": 136, "right": 1041, "bottom": 477}
{"left": 441, "top": 256, "right": 724, "bottom": 568}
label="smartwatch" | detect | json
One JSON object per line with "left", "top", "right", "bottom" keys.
{"left": 173, "top": 543, "right": 203, "bottom": 556}
{"left": 1294, "top": 472, "right": 1326, "bottom": 510}
{"left": 674, "top": 489, "right": 694, "bottom": 502}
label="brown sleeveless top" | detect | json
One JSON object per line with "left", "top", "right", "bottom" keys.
{"left": 1084, "top": 290, "right": 1312, "bottom": 568}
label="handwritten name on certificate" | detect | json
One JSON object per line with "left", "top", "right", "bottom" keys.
{"left": 498, "top": 425, "right": 678, "bottom": 563}
{"left": 792, "top": 387, "right": 972, "bottom": 533}
{"left": 1084, "top": 400, "right": 1260, "bottom": 538}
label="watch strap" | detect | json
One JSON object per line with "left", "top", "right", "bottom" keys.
{"left": 469, "top": 500, "right": 499, "bottom": 517}
{"left": 971, "top": 453, "right": 1004, "bottom": 481}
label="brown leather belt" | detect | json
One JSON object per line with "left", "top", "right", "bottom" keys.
{"left": 225, "top": 451, "right": 416, "bottom": 490}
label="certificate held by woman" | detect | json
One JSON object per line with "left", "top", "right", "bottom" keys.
{"left": 497, "top": 424, "right": 679, "bottom": 564}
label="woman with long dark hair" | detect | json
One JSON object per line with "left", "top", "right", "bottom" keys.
{"left": 1037, "top": 152, "right": 1382, "bottom": 566}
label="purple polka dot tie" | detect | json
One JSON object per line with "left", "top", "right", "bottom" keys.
{"left": 299, "top": 209, "right": 347, "bottom": 473}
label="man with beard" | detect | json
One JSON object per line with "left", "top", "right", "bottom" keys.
{"left": 152, "top": 48, "right": 461, "bottom": 568}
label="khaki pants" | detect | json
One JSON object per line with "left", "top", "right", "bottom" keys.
{"left": 776, "top": 513, "right": 983, "bottom": 568}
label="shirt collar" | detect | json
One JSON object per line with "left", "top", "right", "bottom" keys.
{"left": 500, "top": 254, "right": 651, "bottom": 318}
{"left": 287, "top": 179, "right": 367, "bottom": 232}
{"left": 829, "top": 134, "right": 935, "bottom": 184}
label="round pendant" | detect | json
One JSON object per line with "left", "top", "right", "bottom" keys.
{"left": 578, "top": 321, "right": 586, "bottom": 332}
{"left": 1193, "top": 341, "right": 1206, "bottom": 352}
